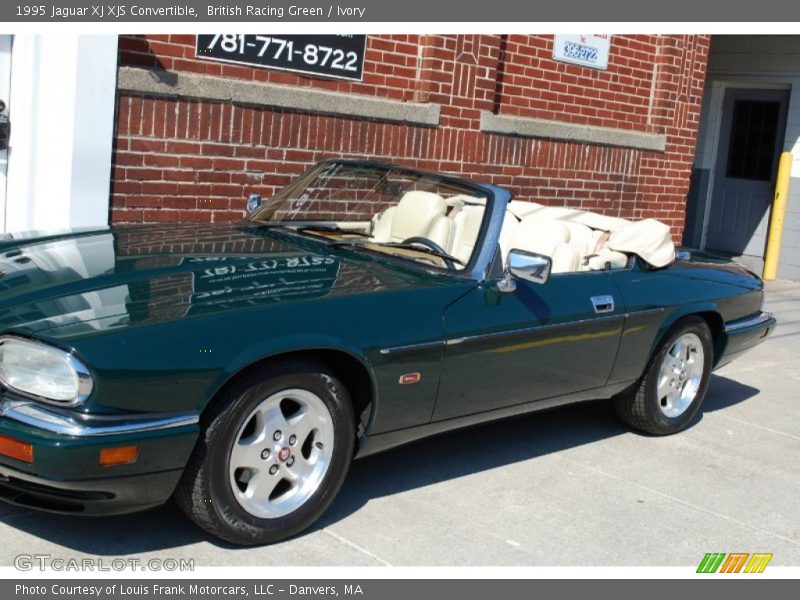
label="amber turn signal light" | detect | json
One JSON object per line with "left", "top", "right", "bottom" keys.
{"left": 0, "top": 434, "right": 34, "bottom": 463}
{"left": 99, "top": 445, "right": 139, "bottom": 466}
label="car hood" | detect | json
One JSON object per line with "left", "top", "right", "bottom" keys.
{"left": 0, "top": 223, "right": 434, "bottom": 338}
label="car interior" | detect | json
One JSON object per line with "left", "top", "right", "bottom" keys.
{"left": 364, "top": 190, "right": 675, "bottom": 273}
{"left": 260, "top": 162, "right": 675, "bottom": 274}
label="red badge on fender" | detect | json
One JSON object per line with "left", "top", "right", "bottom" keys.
{"left": 398, "top": 372, "right": 421, "bottom": 384}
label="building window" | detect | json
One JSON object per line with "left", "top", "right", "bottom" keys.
{"left": 726, "top": 100, "right": 780, "bottom": 181}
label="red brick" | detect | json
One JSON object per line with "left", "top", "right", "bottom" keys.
{"left": 141, "top": 182, "right": 179, "bottom": 195}
{"left": 112, "top": 35, "right": 709, "bottom": 235}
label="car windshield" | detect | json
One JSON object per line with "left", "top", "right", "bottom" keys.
{"left": 248, "top": 161, "right": 490, "bottom": 271}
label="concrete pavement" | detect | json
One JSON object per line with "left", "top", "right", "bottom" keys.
{"left": 1, "top": 283, "right": 798, "bottom": 566}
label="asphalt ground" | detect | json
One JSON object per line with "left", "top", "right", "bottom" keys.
{"left": 1, "top": 282, "right": 798, "bottom": 567}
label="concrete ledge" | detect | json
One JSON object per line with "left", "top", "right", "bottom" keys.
{"left": 479, "top": 110, "right": 666, "bottom": 152}
{"left": 117, "top": 66, "right": 440, "bottom": 127}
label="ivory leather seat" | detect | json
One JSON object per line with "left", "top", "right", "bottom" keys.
{"left": 449, "top": 205, "right": 485, "bottom": 264}
{"left": 498, "top": 201, "right": 640, "bottom": 272}
{"left": 560, "top": 221, "right": 595, "bottom": 261}
{"left": 506, "top": 218, "right": 580, "bottom": 273}
{"left": 371, "top": 190, "right": 453, "bottom": 248}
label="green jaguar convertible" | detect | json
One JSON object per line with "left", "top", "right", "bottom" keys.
{"left": 0, "top": 159, "right": 775, "bottom": 544}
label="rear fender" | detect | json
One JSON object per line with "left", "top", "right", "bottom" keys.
{"left": 651, "top": 302, "right": 724, "bottom": 363}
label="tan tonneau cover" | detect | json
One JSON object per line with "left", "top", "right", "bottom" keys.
{"left": 607, "top": 218, "right": 676, "bottom": 268}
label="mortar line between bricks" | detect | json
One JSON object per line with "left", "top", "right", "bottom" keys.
{"left": 556, "top": 455, "right": 800, "bottom": 546}
{"left": 707, "top": 412, "right": 800, "bottom": 442}
{"left": 323, "top": 527, "right": 392, "bottom": 566}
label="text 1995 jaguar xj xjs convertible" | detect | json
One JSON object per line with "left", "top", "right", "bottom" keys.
{"left": 0, "top": 159, "right": 774, "bottom": 544}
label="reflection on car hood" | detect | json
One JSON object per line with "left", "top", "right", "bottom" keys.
{"left": 0, "top": 223, "right": 430, "bottom": 337}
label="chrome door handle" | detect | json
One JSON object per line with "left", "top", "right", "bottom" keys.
{"left": 591, "top": 295, "right": 615, "bottom": 314}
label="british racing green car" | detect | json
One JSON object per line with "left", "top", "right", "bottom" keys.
{"left": 0, "top": 160, "right": 774, "bottom": 544}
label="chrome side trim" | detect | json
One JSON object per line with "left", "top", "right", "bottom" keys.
{"left": 446, "top": 307, "right": 664, "bottom": 346}
{"left": 379, "top": 307, "right": 665, "bottom": 356}
{"left": 725, "top": 311, "right": 775, "bottom": 334}
{"left": 379, "top": 341, "right": 444, "bottom": 356}
{"left": 624, "top": 307, "right": 666, "bottom": 318}
{"left": 444, "top": 312, "right": 626, "bottom": 347}
{"left": 0, "top": 399, "right": 199, "bottom": 437}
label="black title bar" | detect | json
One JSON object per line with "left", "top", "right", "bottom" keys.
{"left": 4, "top": 0, "right": 800, "bottom": 22}
{"left": 4, "top": 579, "right": 797, "bottom": 600}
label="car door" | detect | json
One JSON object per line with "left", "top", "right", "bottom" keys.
{"left": 432, "top": 271, "right": 624, "bottom": 421}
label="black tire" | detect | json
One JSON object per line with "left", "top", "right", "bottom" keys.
{"left": 613, "top": 316, "right": 713, "bottom": 435}
{"left": 174, "top": 361, "right": 355, "bottom": 545}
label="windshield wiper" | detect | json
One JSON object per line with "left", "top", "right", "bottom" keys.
{"left": 252, "top": 222, "right": 292, "bottom": 229}
{"left": 331, "top": 240, "right": 465, "bottom": 266}
{"left": 376, "top": 242, "right": 465, "bottom": 266}
{"left": 295, "top": 225, "right": 372, "bottom": 238}
{"left": 252, "top": 222, "right": 371, "bottom": 243}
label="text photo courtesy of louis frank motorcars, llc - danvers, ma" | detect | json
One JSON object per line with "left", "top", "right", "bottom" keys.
{"left": 0, "top": 1, "right": 798, "bottom": 595}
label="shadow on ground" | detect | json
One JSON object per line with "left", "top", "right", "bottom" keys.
{"left": 0, "top": 374, "right": 760, "bottom": 557}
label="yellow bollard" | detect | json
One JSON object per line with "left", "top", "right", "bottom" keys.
{"left": 763, "top": 152, "right": 794, "bottom": 281}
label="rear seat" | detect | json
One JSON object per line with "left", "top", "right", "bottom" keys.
{"left": 500, "top": 215, "right": 630, "bottom": 273}
{"left": 369, "top": 195, "right": 640, "bottom": 272}
{"left": 499, "top": 202, "right": 634, "bottom": 273}
{"left": 561, "top": 221, "right": 595, "bottom": 261}
{"left": 507, "top": 218, "right": 580, "bottom": 273}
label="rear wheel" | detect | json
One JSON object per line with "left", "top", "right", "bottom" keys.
{"left": 613, "top": 317, "right": 713, "bottom": 435}
{"left": 175, "top": 362, "right": 354, "bottom": 545}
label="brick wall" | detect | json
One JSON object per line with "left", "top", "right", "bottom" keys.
{"left": 496, "top": 35, "right": 657, "bottom": 131}
{"left": 111, "top": 34, "right": 711, "bottom": 240}
{"left": 118, "top": 34, "right": 422, "bottom": 101}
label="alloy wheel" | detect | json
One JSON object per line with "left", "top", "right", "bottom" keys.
{"left": 228, "top": 388, "right": 334, "bottom": 518}
{"left": 656, "top": 332, "right": 705, "bottom": 418}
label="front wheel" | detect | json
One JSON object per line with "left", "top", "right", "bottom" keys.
{"left": 175, "top": 362, "right": 355, "bottom": 545}
{"left": 613, "top": 316, "right": 713, "bottom": 435}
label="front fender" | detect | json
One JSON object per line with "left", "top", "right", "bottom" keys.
{"left": 223, "top": 333, "right": 369, "bottom": 379}
{"left": 203, "top": 333, "right": 379, "bottom": 423}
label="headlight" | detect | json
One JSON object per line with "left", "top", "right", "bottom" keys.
{"left": 0, "top": 337, "right": 93, "bottom": 405}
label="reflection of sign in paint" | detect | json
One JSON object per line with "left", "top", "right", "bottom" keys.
{"left": 186, "top": 255, "right": 340, "bottom": 313}
{"left": 552, "top": 35, "right": 611, "bottom": 70}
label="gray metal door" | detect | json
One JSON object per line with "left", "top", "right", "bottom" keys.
{"left": 706, "top": 88, "right": 789, "bottom": 257}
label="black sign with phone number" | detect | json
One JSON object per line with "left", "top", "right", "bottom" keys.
{"left": 196, "top": 34, "right": 367, "bottom": 81}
